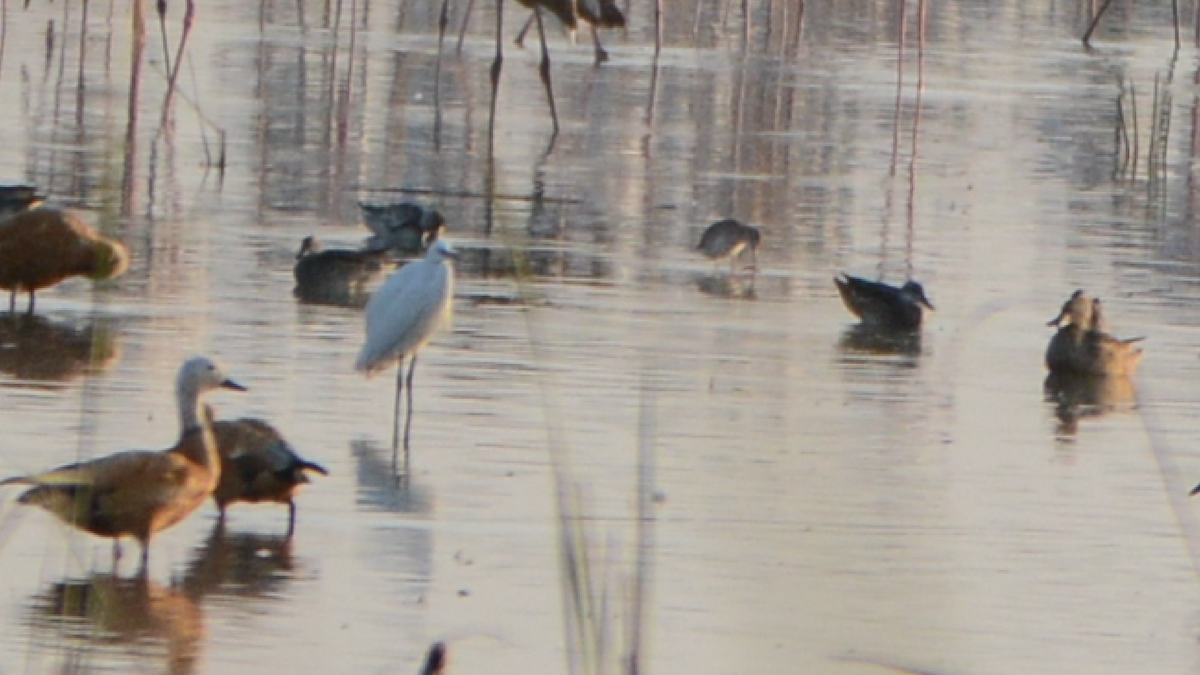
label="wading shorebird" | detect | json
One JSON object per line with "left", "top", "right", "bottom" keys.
{"left": 697, "top": 219, "right": 761, "bottom": 273}
{"left": 356, "top": 240, "right": 458, "bottom": 472}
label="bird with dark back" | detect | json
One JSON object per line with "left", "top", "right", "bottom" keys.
{"left": 833, "top": 274, "right": 935, "bottom": 331}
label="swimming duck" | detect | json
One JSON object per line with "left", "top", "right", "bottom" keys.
{"left": 0, "top": 207, "right": 129, "bottom": 313}
{"left": 293, "top": 235, "right": 389, "bottom": 305}
{"left": 207, "top": 408, "right": 328, "bottom": 537}
{"left": 1044, "top": 290, "right": 1144, "bottom": 376}
{"left": 833, "top": 274, "right": 934, "bottom": 330}
{"left": 697, "top": 219, "right": 761, "bottom": 272}
{"left": 0, "top": 357, "right": 244, "bottom": 569}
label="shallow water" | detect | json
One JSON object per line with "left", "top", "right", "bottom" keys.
{"left": 3, "top": 0, "right": 1200, "bottom": 673}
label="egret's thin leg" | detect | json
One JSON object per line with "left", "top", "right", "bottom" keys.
{"left": 402, "top": 355, "right": 418, "bottom": 475}
{"left": 514, "top": 12, "right": 533, "bottom": 47}
{"left": 533, "top": 8, "right": 560, "bottom": 136}
{"left": 7, "top": 290, "right": 14, "bottom": 313}
{"left": 391, "top": 356, "right": 406, "bottom": 464}
{"left": 26, "top": 291, "right": 34, "bottom": 315}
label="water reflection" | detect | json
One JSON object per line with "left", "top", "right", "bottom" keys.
{"left": 837, "top": 324, "right": 923, "bottom": 361}
{"left": 695, "top": 272, "right": 757, "bottom": 300}
{"left": 0, "top": 314, "right": 120, "bottom": 385}
{"left": 351, "top": 439, "right": 434, "bottom": 514}
{"left": 178, "top": 521, "right": 297, "bottom": 601}
{"left": 27, "top": 572, "right": 204, "bottom": 675}
{"left": 1043, "top": 371, "right": 1138, "bottom": 435}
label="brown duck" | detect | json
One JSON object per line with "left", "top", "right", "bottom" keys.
{"left": 1045, "top": 290, "right": 1144, "bottom": 376}
{"left": 0, "top": 207, "right": 129, "bottom": 313}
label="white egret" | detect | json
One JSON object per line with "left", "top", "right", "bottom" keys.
{"left": 355, "top": 240, "right": 458, "bottom": 471}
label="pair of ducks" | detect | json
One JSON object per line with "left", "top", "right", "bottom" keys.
{"left": 0, "top": 357, "right": 327, "bottom": 570}
{"left": 1045, "top": 289, "right": 1144, "bottom": 377}
{"left": 294, "top": 203, "right": 446, "bottom": 304}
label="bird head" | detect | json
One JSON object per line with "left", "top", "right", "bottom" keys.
{"left": 902, "top": 281, "right": 934, "bottom": 310}
{"left": 89, "top": 238, "right": 130, "bottom": 281}
{"left": 297, "top": 235, "right": 321, "bottom": 259}
{"left": 178, "top": 356, "right": 247, "bottom": 397}
{"left": 1047, "top": 289, "right": 1089, "bottom": 328}
{"left": 428, "top": 240, "right": 459, "bottom": 262}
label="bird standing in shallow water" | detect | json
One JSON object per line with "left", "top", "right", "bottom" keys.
{"left": 0, "top": 208, "right": 129, "bottom": 313}
{"left": 833, "top": 274, "right": 934, "bottom": 330}
{"left": 697, "top": 219, "right": 761, "bottom": 273}
{"left": 0, "top": 357, "right": 245, "bottom": 571}
{"left": 356, "top": 240, "right": 458, "bottom": 472}
{"left": 207, "top": 410, "right": 328, "bottom": 537}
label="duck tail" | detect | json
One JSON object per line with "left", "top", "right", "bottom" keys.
{"left": 299, "top": 460, "right": 329, "bottom": 476}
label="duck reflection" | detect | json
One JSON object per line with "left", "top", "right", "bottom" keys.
{"left": 0, "top": 313, "right": 119, "bottom": 384}
{"left": 178, "top": 520, "right": 296, "bottom": 601}
{"left": 838, "top": 324, "right": 922, "bottom": 361}
{"left": 695, "top": 272, "right": 757, "bottom": 299}
{"left": 26, "top": 572, "right": 203, "bottom": 675}
{"left": 1043, "top": 371, "right": 1136, "bottom": 434}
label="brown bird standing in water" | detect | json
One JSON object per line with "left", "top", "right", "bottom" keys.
{"left": 0, "top": 208, "right": 129, "bottom": 313}
{"left": 0, "top": 357, "right": 245, "bottom": 571}
{"left": 697, "top": 219, "right": 761, "bottom": 272}
{"left": 207, "top": 409, "right": 328, "bottom": 537}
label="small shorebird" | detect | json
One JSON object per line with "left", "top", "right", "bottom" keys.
{"left": 697, "top": 219, "right": 761, "bottom": 272}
